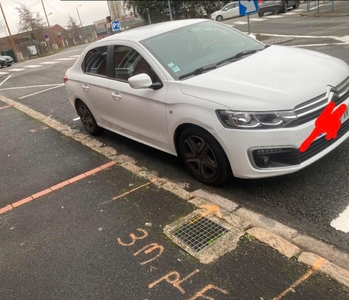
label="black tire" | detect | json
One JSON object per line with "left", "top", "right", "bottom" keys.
{"left": 0, "top": 63, "right": 3, "bottom": 69}
{"left": 293, "top": 0, "right": 300, "bottom": 9}
{"left": 258, "top": 11, "right": 264, "bottom": 17}
{"left": 178, "top": 127, "right": 231, "bottom": 186}
{"left": 282, "top": 1, "right": 288, "bottom": 13}
{"left": 216, "top": 15, "right": 223, "bottom": 21}
{"left": 76, "top": 101, "right": 102, "bottom": 136}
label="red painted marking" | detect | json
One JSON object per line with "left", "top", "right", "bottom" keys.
{"left": 300, "top": 102, "right": 347, "bottom": 153}
{"left": 0, "top": 161, "right": 116, "bottom": 215}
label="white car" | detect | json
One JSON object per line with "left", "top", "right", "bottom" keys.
{"left": 211, "top": 1, "right": 240, "bottom": 21}
{"left": 64, "top": 19, "right": 349, "bottom": 186}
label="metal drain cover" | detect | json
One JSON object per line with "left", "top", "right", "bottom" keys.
{"left": 172, "top": 216, "right": 229, "bottom": 252}
{"left": 164, "top": 209, "right": 244, "bottom": 264}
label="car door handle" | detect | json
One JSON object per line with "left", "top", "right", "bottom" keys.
{"left": 112, "top": 92, "right": 122, "bottom": 100}
{"left": 82, "top": 84, "right": 89, "bottom": 91}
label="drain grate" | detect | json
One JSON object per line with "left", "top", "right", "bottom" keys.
{"left": 172, "top": 216, "right": 229, "bottom": 252}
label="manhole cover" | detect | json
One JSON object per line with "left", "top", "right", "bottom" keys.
{"left": 172, "top": 216, "right": 229, "bottom": 252}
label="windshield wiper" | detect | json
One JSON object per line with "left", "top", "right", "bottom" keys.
{"left": 217, "top": 48, "right": 264, "bottom": 66}
{"left": 179, "top": 64, "right": 217, "bottom": 80}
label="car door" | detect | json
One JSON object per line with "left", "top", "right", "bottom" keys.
{"left": 78, "top": 45, "right": 113, "bottom": 125}
{"left": 100, "top": 42, "right": 169, "bottom": 152}
{"left": 223, "top": 2, "right": 239, "bottom": 19}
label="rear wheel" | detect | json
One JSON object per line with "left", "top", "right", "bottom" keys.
{"left": 76, "top": 101, "right": 102, "bottom": 136}
{"left": 282, "top": 1, "right": 288, "bottom": 13}
{"left": 216, "top": 15, "right": 223, "bottom": 21}
{"left": 258, "top": 11, "right": 264, "bottom": 17}
{"left": 178, "top": 127, "right": 231, "bottom": 186}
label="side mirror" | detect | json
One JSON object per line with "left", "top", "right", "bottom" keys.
{"left": 128, "top": 73, "right": 152, "bottom": 89}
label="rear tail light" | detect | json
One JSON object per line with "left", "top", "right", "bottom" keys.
{"left": 63, "top": 75, "right": 68, "bottom": 84}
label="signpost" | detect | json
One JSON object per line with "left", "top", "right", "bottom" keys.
{"left": 44, "top": 33, "right": 49, "bottom": 42}
{"left": 238, "top": 0, "right": 259, "bottom": 34}
{"left": 111, "top": 20, "right": 121, "bottom": 32}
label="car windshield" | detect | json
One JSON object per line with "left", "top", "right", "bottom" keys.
{"left": 141, "top": 21, "right": 265, "bottom": 80}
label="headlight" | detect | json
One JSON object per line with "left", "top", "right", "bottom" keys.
{"left": 216, "top": 110, "right": 298, "bottom": 129}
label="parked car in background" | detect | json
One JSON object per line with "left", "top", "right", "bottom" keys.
{"left": 0, "top": 55, "right": 13, "bottom": 68}
{"left": 258, "top": 0, "right": 300, "bottom": 17}
{"left": 211, "top": 1, "right": 239, "bottom": 21}
{"left": 64, "top": 19, "right": 349, "bottom": 186}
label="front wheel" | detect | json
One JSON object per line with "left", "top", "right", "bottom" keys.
{"left": 293, "top": 0, "right": 300, "bottom": 9}
{"left": 76, "top": 101, "right": 102, "bottom": 136}
{"left": 258, "top": 11, "right": 264, "bottom": 17}
{"left": 178, "top": 127, "right": 231, "bottom": 186}
{"left": 282, "top": 2, "right": 288, "bottom": 13}
{"left": 216, "top": 15, "right": 223, "bottom": 21}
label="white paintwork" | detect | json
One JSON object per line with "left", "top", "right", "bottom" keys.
{"left": 40, "top": 62, "right": 60, "bottom": 64}
{"left": 234, "top": 21, "right": 248, "bottom": 25}
{"left": 64, "top": 19, "right": 349, "bottom": 180}
{"left": 7, "top": 68, "right": 25, "bottom": 72}
{"left": 249, "top": 18, "right": 267, "bottom": 22}
{"left": 69, "top": 55, "right": 81, "bottom": 58}
{"left": 265, "top": 15, "right": 283, "bottom": 18}
{"left": 24, "top": 65, "right": 43, "bottom": 68}
{"left": 56, "top": 58, "right": 77, "bottom": 61}
{"left": 211, "top": 2, "right": 240, "bottom": 21}
{"left": 0, "top": 75, "right": 10, "bottom": 85}
{"left": 331, "top": 205, "right": 349, "bottom": 233}
{"left": 19, "top": 84, "right": 64, "bottom": 99}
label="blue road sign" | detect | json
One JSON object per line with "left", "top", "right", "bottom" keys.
{"left": 239, "top": 0, "right": 258, "bottom": 16}
{"left": 111, "top": 20, "right": 121, "bottom": 31}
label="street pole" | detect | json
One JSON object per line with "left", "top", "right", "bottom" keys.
{"left": 76, "top": 5, "right": 83, "bottom": 27}
{"left": 247, "top": 14, "right": 250, "bottom": 35}
{"left": 41, "top": 0, "right": 52, "bottom": 53}
{"left": 168, "top": 0, "right": 172, "bottom": 21}
{"left": 0, "top": 2, "right": 19, "bottom": 58}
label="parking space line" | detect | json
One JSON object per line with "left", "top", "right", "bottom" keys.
{"left": 0, "top": 75, "right": 11, "bottom": 86}
{"left": 112, "top": 178, "right": 158, "bottom": 201}
{"left": 18, "top": 84, "right": 65, "bottom": 99}
{"left": 0, "top": 105, "right": 11, "bottom": 110}
{"left": 272, "top": 258, "right": 325, "bottom": 300}
{"left": 0, "top": 161, "right": 116, "bottom": 215}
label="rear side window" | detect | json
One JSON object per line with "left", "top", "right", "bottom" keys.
{"left": 83, "top": 46, "right": 108, "bottom": 76}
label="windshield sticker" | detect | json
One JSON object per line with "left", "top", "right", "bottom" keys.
{"left": 172, "top": 66, "right": 180, "bottom": 72}
{"left": 167, "top": 63, "right": 175, "bottom": 68}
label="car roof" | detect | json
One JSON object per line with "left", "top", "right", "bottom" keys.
{"left": 96, "top": 19, "right": 208, "bottom": 44}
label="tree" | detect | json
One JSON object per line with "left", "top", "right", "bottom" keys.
{"left": 124, "top": 0, "right": 230, "bottom": 23}
{"left": 66, "top": 15, "right": 80, "bottom": 43}
{"left": 16, "top": 3, "right": 46, "bottom": 33}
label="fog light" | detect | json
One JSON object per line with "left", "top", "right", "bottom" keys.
{"left": 251, "top": 147, "right": 300, "bottom": 169}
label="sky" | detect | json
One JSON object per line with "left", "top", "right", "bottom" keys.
{"left": 0, "top": 0, "right": 110, "bottom": 37}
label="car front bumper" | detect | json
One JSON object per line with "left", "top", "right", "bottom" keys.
{"left": 214, "top": 98, "right": 349, "bottom": 179}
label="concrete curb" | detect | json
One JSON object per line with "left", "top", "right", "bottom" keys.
{"left": 299, "top": 12, "right": 349, "bottom": 17}
{"left": 1, "top": 94, "right": 349, "bottom": 288}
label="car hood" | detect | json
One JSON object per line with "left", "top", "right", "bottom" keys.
{"left": 0, "top": 56, "right": 13, "bottom": 61}
{"left": 179, "top": 45, "right": 349, "bottom": 111}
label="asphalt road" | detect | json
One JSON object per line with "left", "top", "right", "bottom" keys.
{"left": 1, "top": 106, "right": 348, "bottom": 299}
{"left": 0, "top": 2, "right": 348, "bottom": 259}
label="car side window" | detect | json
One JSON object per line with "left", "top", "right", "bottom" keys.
{"left": 83, "top": 46, "right": 108, "bottom": 76}
{"left": 113, "top": 45, "right": 157, "bottom": 82}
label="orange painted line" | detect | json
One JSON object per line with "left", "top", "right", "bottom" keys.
{"left": 99, "top": 161, "right": 116, "bottom": 170}
{"left": 12, "top": 196, "right": 34, "bottom": 208}
{"left": 0, "top": 161, "right": 116, "bottom": 215}
{"left": 113, "top": 179, "right": 157, "bottom": 201}
{"left": 68, "top": 174, "right": 87, "bottom": 183}
{"left": 84, "top": 166, "right": 103, "bottom": 177}
{"left": 0, "top": 105, "right": 11, "bottom": 110}
{"left": 273, "top": 258, "right": 325, "bottom": 300}
{"left": 0, "top": 205, "right": 13, "bottom": 214}
{"left": 32, "top": 188, "right": 52, "bottom": 199}
{"left": 50, "top": 180, "right": 70, "bottom": 191}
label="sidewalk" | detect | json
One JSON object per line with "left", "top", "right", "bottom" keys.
{"left": 1, "top": 99, "right": 349, "bottom": 299}
{"left": 299, "top": 1, "right": 349, "bottom": 17}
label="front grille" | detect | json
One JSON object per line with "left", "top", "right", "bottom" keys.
{"left": 300, "top": 119, "right": 349, "bottom": 162}
{"left": 287, "top": 77, "right": 349, "bottom": 127}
